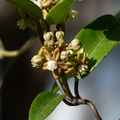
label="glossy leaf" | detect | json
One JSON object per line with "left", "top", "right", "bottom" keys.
{"left": 75, "top": 15, "right": 120, "bottom": 76}
{"left": 46, "top": 0, "right": 75, "bottom": 24}
{"left": 29, "top": 92, "right": 66, "bottom": 120}
{"left": 6, "top": 0, "right": 43, "bottom": 19}
{"left": 52, "top": 15, "right": 120, "bottom": 92}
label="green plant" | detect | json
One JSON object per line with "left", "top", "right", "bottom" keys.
{"left": 1, "top": 0, "right": 120, "bottom": 120}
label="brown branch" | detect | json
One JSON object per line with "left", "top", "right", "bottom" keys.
{"left": 78, "top": 99, "right": 102, "bottom": 120}
{"left": 74, "top": 77, "right": 81, "bottom": 98}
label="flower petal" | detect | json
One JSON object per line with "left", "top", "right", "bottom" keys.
{"left": 43, "top": 49, "right": 51, "bottom": 61}
{"left": 82, "top": 52, "right": 86, "bottom": 64}
{"left": 65, "top": 67, "right": 77, "bottom": 76}
{"left": 58, "top": 61, "right": 69, "bottom": 70}
{"left": 76, "top": 53, "right": 82, "bottom": 64}
{"left": 53, "top": 47, "right": 60, "bottom": 61}
{"left": 42, "top": 62, "right": 48, "bottom": 70}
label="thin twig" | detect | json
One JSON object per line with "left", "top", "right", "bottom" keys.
{"left": 0, "top": 34, "right": 36, "bottom": 58}
{"left": 74, "top": 77, "right": 81, "bottom": 98}
{"left": 55, "top": 78, "right": 71, "bottom": 102}
{"left": 78, "top": 99, "right": 102, "bottom": 120}
{"left": 35, "top": 19, "right": 44, "bottom": 44}
{"left": 61, "top": 71, "right": 74, "bottom": 101}
{"left": 55, "top": 79, "right": 65, "bottom": 94}
{"left": 0, "top": 35, "right": 37, "bottom": 94}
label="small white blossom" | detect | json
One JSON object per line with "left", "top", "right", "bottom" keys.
{"left": 78, "top": 64, "right": 88, "bottom": 75}
{"left": 47, "top": 60, "right": 57, "bottom": 71}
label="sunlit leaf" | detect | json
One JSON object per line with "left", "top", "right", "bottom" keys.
{"left": 6, "top": 0, "right": 43, "bottom": 19}
{"left": 52, "top": 15, "right": 120, "bottom": 92}
{"left": 46, "top": 0, "right": 75, "bottom": 24}
{"left": 75, "top": 15, "right": 120, "bottom": 77}
{"left": 29, "top": 92, "right": 66, "bottom": 120}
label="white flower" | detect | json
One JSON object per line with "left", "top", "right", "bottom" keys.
{"left": 78, "top": 64, "right": 88, "bottom": 75}
{"left": 47, "top": 60, "right": 57, "bottom": 71}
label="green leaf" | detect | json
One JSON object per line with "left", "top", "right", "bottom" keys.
{"left": 52, "top": 15, "right": 120, "bottom": 92}
{"left": 115, "top": 11, "right": 120, "bottom": 22}
{"left": 75, "top": 15, "right": 120, "bottom": 76}
{"left": 29, "top": 92, "right": 66, "bottom": 120}
{"left": 6, "top": 0, "right": 43, "bottom": 19}
{"left": 46, "top": 0, "right": 75, "bottom": 24}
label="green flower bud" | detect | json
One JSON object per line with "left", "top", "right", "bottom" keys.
{"left": 78, "top": 64, "right": 88, "bottom": 75}
{"left": 31, "top": 55, "right": 43, "bottom": 68}
{"left": 68, "top": 10, "right": 78, "bottom": 20}
{"left": 69, "top": 39, "right": 81, "bottom": 50}
{"left": 43, "top": 32, "right": 54, "bottom": 41}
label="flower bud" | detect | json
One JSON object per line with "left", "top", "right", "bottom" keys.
{"left": 31, "top": 55, "right": 43, "bottom": 68}
{"left": 56, "top": 31, "right": 64, "bottom": 40}
{"left": 60, "top": 51, "right": 69, "bottom": 60}
{"left": 68, "top": 10, "right": 78, "bottom": 20}
{"left": 78, "top": 64, "right": 88, "bottom": 75}
{"left": 69, "top": 39, "right": 81, "bottom": 50}
{"left": 43, "top": 32, "right": 54, "bottom": 41}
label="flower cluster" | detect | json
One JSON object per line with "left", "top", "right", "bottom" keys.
{"left": 31, "top": 31, "right": 88, "bottom": 80}
{"left": 30, "top": 0, "right": 58, "bottom": 19}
